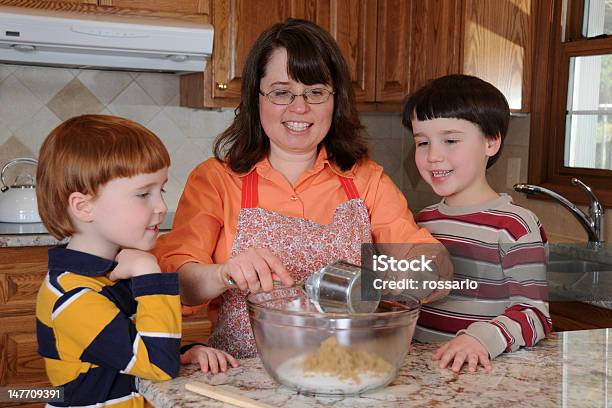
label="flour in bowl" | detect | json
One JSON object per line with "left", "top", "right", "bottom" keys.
{"left": 275, "top": 337, "right": 395, "bottom": 394}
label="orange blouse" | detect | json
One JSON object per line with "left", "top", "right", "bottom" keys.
{"left": 153, "top": 148, "right": 438, "bottom": 274}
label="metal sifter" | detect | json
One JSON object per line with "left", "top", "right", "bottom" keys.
{"left": 304, "top": 260, "right": 381, "bottom": 314}
{"left": 225, "top": 260, "right": 381, "bottom": 314}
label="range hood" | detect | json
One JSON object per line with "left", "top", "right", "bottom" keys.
{"left": 0, "top": 6, "right": 213, "bottom": 73}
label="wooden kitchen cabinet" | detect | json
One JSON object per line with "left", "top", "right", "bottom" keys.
{"left": 409, "top": 0, "right": 462, "bottom": 93}
{"left": 550, "top": 302, "right": 612, "bottom": 332}
{"left": 0, "top": 246, "right": 212, "bottom": 398}
{"left": 96, "top": 0, "right": 209, "bottom": 15}
{"left": 180, "top": 0, "right": 410, "bottom": 110}
{"left": 182, "top": 0, "right": 303, "bottom": 108}
{"left": 462, "top": 0, "right": 532, "bottom": 112}
{"left": 181, "top": 0, "right": 531, "bottom": 112}
{"left": 409, "top": 0, "right": 533, "bottom": 113}
{"left": 0, "top": 0, "right": 210, "bottom": 23}
{"left": 0, "top": 246, "right": 49, "bottom": 391}
{"left": 40, "top": 0, "right": 97, "bottom": 4}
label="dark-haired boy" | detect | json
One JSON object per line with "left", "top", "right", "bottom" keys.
{"left": 403, "top": 75, "right": 551, "bottom": 373}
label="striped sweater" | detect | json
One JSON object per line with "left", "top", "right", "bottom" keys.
{"left": 36, "top": 247, "right": 181, "bottom": 407}
{"left": 415, "top": 194, "right": 552, "bottom": 359}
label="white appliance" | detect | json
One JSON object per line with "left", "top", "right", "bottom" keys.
{"left": 0, "top": 6, "right": 213, "bottom": 72}
{"left": 0, "top": 158, "right": 40, "bottom": 223}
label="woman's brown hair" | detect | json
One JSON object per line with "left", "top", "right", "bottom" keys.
{"left": 214, "top": 18, "right": 368, "bottom": 173}
{"left": 36, "top": 114, "right": 170, "bottom": 239}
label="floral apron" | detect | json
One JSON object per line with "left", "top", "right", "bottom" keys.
{"left": 206, "top": 170, "right": 372, "bottom": 358}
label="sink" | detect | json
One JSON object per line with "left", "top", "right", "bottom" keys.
{"left": 546, "top": 257, "right": 612, "bottom": 302}
{"left": 547, "top": 259, "right": 612, "bottom": 274}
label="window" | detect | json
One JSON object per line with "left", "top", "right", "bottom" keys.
{"left": 565, "top": 54, "right": 612, "bottom": 170}
{"left": 529, "top": 0, "right": 612, "bottom": 207}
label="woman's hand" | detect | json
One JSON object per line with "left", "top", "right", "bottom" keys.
{"left": 432, "top": 334, "right": 492, "bottom": 373}
{"left": 220, "top": 247, "right": 294, "bottom": 293}
{"left": 180, "top": 345, "right": 238, "bottom": 374}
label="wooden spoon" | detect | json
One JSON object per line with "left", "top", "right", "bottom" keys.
{"left": 185, "top": 382, "right": 276, "bottom": 408}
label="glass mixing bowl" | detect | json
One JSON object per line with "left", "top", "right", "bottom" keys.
{"left": 247, "top": 286, "right": 420, "bottom": 396}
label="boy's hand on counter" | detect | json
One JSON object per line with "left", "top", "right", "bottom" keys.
{"left": 181, "top": 345, "right": 239, "bottom": 374}
{"left": 108, "top": 249, "right": 161, "bottom": 280}
{"left": 432, "top": 334, "right": 492, "bottom": 373}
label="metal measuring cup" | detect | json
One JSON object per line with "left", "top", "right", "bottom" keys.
{"left": 304, "top": 260, "right": 381, "bottom": 314}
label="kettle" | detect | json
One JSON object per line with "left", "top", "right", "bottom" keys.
{"left": 0, "top": 158, "right": 41, "bottom": 223}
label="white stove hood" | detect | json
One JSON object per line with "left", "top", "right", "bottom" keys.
{"left": 0, "top": 6, "right": 213, "bottom": 73}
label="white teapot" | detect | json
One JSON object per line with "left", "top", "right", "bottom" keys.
{"left": 0, "top": 158, "right": 41, "bottom": 223}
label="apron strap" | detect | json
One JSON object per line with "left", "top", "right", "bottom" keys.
{"left": 240, "top": 171, "right": 359, "bottom": 208}
{"left": 241, "top": 170, "right": 258, "bottom": 208}
{"left": 338, "top": 176, "right": 360, "bottom": 200}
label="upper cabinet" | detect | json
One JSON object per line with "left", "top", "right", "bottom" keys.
{"left": 183, "top": 0, "right": 302, "bottom": 108}
{"left": 409, "top": 0, "right": 463, "bottom": 93}
{"left": 181, "top": 0, "right": 532, "bottom": 112}
{"left": 180, "top": 0, "right": 411, "bottom": 110}
{"left": 0, "top": 0, "right": 210, "bottom": 22}
{"left": 462, "top": 0, "right": 532, "bottom": 112}
{"left": 310, "top": 0, "right": 378, "bottom": 105}
{"left": 410, "top": 0, "right": 532, "bottom": 113}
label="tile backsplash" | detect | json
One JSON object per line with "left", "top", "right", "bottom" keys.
{"left": 1, "top": 63, "right": 610, "bottom": 243}
{"left": 0, "top": 64, "right": 236, "bottom": 211}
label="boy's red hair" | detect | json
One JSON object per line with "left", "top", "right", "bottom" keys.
{"left": 36, "top": 114, "right": 171, "bottom": 239}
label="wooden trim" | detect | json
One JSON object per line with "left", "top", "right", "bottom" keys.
{"left": 527, "top": 0, "right": 559, "bottom": 185}
{"left": 564, "top": 0, "right": 584, "bottom": 42}
{"left": 550, "top": 301, "right": 612, "bottom": 331}
{"left": 527, "top": 0, "right": 612, "bottom": 208}
{"left": 0, "top": 247, "right": 48, "bottom": 264}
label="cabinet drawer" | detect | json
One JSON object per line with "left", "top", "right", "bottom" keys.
{"left": 0, "top": 265, "right": 47, "bottom": 315}
{"left": 181, "top": 313, "right": 213, "bottom": 346}
{"left": 0, "top": 316, "right": 48, "bottom": 387}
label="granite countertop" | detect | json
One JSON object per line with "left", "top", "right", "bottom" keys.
{"left": 0, "top": 213, "right": 175, "bottom": 247}
{"left": 138, "top": 328, "right": 611, "bottom": 408}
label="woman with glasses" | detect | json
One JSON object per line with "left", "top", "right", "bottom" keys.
{"left": 153, "top": 19, "right": 442, "bottom": 362}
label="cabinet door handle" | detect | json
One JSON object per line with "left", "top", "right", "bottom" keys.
{"left": 216, "top": 82, "right": 228, "bottom": 90}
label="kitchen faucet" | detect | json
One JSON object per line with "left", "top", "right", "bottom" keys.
{"left": 513, "top": 178, "right": 605, "bottom": 248}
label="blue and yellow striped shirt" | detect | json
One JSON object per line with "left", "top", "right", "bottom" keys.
{"left": 36, "top": 247, "right": 181, "bottom": 407}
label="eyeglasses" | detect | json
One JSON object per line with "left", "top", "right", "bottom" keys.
{"left": 259, "top": 88, "right": 335, "bottom": 105}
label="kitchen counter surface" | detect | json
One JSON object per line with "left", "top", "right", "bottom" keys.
{"left": 0, "top": 212, "right": 175, "bottom": 247}
{"left": 137, "top": 328, "right": 611, "bottom": 408}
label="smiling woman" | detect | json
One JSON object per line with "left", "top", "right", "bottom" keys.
{"left": 152, "top": 19, "right": 451, "bottom": 361}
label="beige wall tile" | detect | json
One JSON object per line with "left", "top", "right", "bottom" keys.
{"left": 368, "top": 137, "right": 403, "bottom": 188}
{"left": 12, "top": 107, "right": 61, "bottom": 157}
{"left": 506, "top": 115, "right": 530, "bottom": 147}
{"left": 106, "top": 82, "right": 160, "bottom": 124}
{"left": 0, "top": 75, "right": 44, "bottom": 132}
{"left": 362, "top": 113, "right": 396, "bottom": 139}
{"left": 134, "top": 73, "right": 179, "bottom": 106}
{"left": 0, "top": 64, "right": 17, "bottom": 82}
{"left": 78, "top": 70, "right": 132, "bottom": 105}
{"left": 191, "top": 137, "right": 216, "bottom": 158}
{"left": 146, "top": 110, "right": 187, "bottom": 154}
{"left": 13, "top": 66, "right": 75, "bottom": 104}
{"left": 0, "top": 118, "right": 12, "bottom": 146}
{"left": 169, "top": 140, "right": 208, "bottom": 182}
{"left": 47, "top": 77, "right": 103, "bottom": 120}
